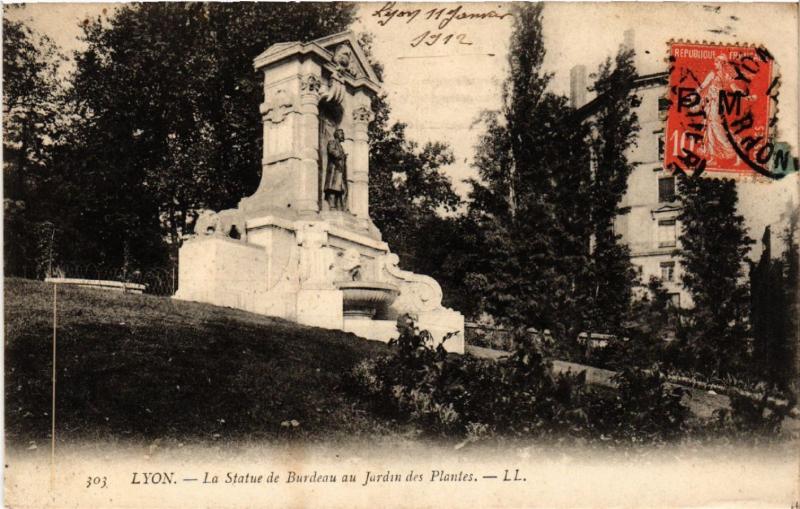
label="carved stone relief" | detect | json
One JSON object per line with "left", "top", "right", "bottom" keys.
{"left": 380, "top": 253, "right": 444, "bottom": 313}
{"left": 193, "top": 209, "right": 222, "bottom": 237}
{"left": 260, "top": 89, "right": 296, "bottom": 123}
{"left": 297, "top": 224, "right": 335, "bottom": 289}
{"left": 300, "top": 74, "right": 322, "bottom": 94}
{"left": 352, "top": 106, "right": 373, "bottom": 124}
{"left": 335, "top": 248, "right": 362, "bottom": 282}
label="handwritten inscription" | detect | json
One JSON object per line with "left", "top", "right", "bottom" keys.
{"left": 410, "top": 31, "right": 473, "bottom": 48}
{"left": 372, "top": 2, "right": 512, "bottom": 49}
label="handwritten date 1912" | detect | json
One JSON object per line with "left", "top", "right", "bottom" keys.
{"left": 411, "top": 31, "right": 473, "bottom": 48}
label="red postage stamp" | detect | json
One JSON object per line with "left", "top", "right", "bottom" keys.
{"left": 665, "top": 42, "right": 778, "bottom": 179}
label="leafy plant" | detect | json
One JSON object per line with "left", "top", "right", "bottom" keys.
{"left": 711, "top": 389, "right": 795, "bottom": 440}
{"left": 586, "top": 367, "right": 689, "bottom": 444}
{"left": 676, "top": 176, "right": 753, "bottom": 378}
{"left": 351, "top": 318, "right": 694, "bottom": 445}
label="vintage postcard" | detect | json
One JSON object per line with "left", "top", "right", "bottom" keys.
{"left": 3, "top": 2, "right": 799, "bottom": 508}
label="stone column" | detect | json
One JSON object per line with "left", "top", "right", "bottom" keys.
{"left": 349, "top": 95, "right": 373, "bottom": 221}
{"left": 296, "top": 69, "right": 323, "bottom": 217}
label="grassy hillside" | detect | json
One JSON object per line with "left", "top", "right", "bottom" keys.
{"left": 5, "top": 278, "right": 396, "bottom": 444}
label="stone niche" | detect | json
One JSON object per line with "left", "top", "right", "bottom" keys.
{"left": 174, "top": 31, "right": 464, "bottom": 353}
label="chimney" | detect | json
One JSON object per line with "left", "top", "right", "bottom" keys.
{"left": 623, "top": 29, "right": 635, "bottom": 52}
{"left": 570, "top": 65, "right": 587, "bottom": 109}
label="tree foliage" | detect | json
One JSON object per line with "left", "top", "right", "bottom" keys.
{"left": 750, "top": 212, "right": 799, "bottom": 390}
{"left": 782, "top": 210, "right": 800, "bottom": 387}
{"left": 44, "top": 3, "right": 358, "bottom": 271}
{"left": 2, "top": 15, "right": 63, "bottom": 190}
{"left": 676, "top": 176, "right": 753, "bottom": 377}
{"left": 368, "top": 94, "right": 461, "bottom": 263}
{"left": 3, "top": 14, "right": 67, "bottom": 276}
{"left": 466, "top": 4, "right": 640, "bottom": 342}
{"left": 585, "top": 48, "right": 640, "bottom": 332}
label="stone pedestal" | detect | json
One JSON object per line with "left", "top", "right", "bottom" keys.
{"left": 175, "top": 236, "right": 268, "bottom": 313}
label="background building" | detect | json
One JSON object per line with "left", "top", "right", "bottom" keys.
{"left": 572, "top": 31, "right": 798, "bottom": 308}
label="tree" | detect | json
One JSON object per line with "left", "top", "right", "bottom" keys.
{"left": 368, "top": 95, "right": 460, "bottom": 259}
{"left": 751, "top": 211, "right": 800, "bottom": 390}
{"left": 3, "top": 16, "right": 63, "bottom": 199}
{"left": 360, "top": 33, "right": 463, "bottom": 305}
{"left": 585, "top": 47, "right": 641, "bottom": 333}
{"left": 600, "top": 277, "right": 681, "bottom": 371}
{"left": 782, "top": 210, "right": 800, "bottom": 389}
{"left": 676, "top": 176, "right": 753, "bottom": 377}
{"left": 3, "top": 15, "right": 67, "bottom": 276}
{"left": 466, "top": 3, "right": 593, "bottom": 340}
{"left": 750, "top": 227, "right": 789, "bottom": 387}
{"left": 57, "top": 3, "right": 358, "bottom": 271}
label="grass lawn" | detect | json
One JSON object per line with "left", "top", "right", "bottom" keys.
{"left": 9, "top": 277, "right": 793, "bottom": 450}
{"left": 5, "top": 278, "right": 401, "bottom": 444}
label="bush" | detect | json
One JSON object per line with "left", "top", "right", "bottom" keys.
{"left": 350, "top": 317, "right": 693, "bottom": 445}
{"left": 585, "top": 366, "right": 689, "bottom": 444}
{"left": 350, "top": 318, "right": 588, "bottom": 437}
{"left": 711, "top": 389, "right": 795, "bottom": 440}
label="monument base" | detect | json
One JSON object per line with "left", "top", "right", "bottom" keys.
{"left": 342, "top": 312, "right": 464, "bottom": 353}
{"left": 296, "top": 289, "right": 343, "bottom": 330}
{"left": 175, "top": 215, "right": 465, "bottom": 354}
{"left": 417, "top": 308, "right": 466, "bottom": 353}
{"left": 343, "top": 318, "right": 398, "bottom": 343}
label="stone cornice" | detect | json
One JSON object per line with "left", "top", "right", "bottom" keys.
{"left": 254, "top": 31, "right": 381, "bottom": 95}
{"left": 244, "top": 216, "right": 390, "bottom": 252}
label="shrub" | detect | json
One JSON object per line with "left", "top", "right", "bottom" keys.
{"left": 585, "top": 366, "right": 689, "bottom": 444}
{"left": 711, "top": 389, "right": 795, "bottom": 440}
{"left": 351, "top": 317, "right": 693, "bottom": 445}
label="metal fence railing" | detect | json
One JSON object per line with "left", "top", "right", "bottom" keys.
{"left": 464, "top": 322, "right": 554, "bottom": 352}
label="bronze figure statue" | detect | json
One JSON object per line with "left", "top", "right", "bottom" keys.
{"left": 324, "top": 128, "right": 348, "bottom": 211}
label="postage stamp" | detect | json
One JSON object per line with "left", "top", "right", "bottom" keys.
{"left": 665, "top": 41, "right": 781, "bottom": 179}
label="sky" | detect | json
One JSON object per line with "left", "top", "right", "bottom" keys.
{"left": 6, "top": 1, "right": 799, "bottom": 240}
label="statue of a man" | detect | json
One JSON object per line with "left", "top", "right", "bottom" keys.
{"left": 324, "top": 128, "right": 348, "bottom": 211}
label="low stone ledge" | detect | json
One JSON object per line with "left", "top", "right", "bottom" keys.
{"left": 44, "top": 277, "right": 146, "bottom": 294}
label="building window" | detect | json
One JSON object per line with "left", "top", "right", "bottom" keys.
{"left": 668, "top": 293, "right": 681, "bottom": 308}
{"left": 658, "top": 176, "right": 676, "bottom": 202}
{"left": 658, "top": 134, "right": 665, "bottom": 161}
{"left": 658, "top": 219, "right": 677, "bottom": 248}
{"left": 660, "top": 261, "right": 675, "bottom": 281}
{"left": 658, "top": 97, "right": 671, "bottom": 121}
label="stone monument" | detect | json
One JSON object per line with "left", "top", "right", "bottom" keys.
{"left": 174, "top": 31, "right": 465, "bottom": 353}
